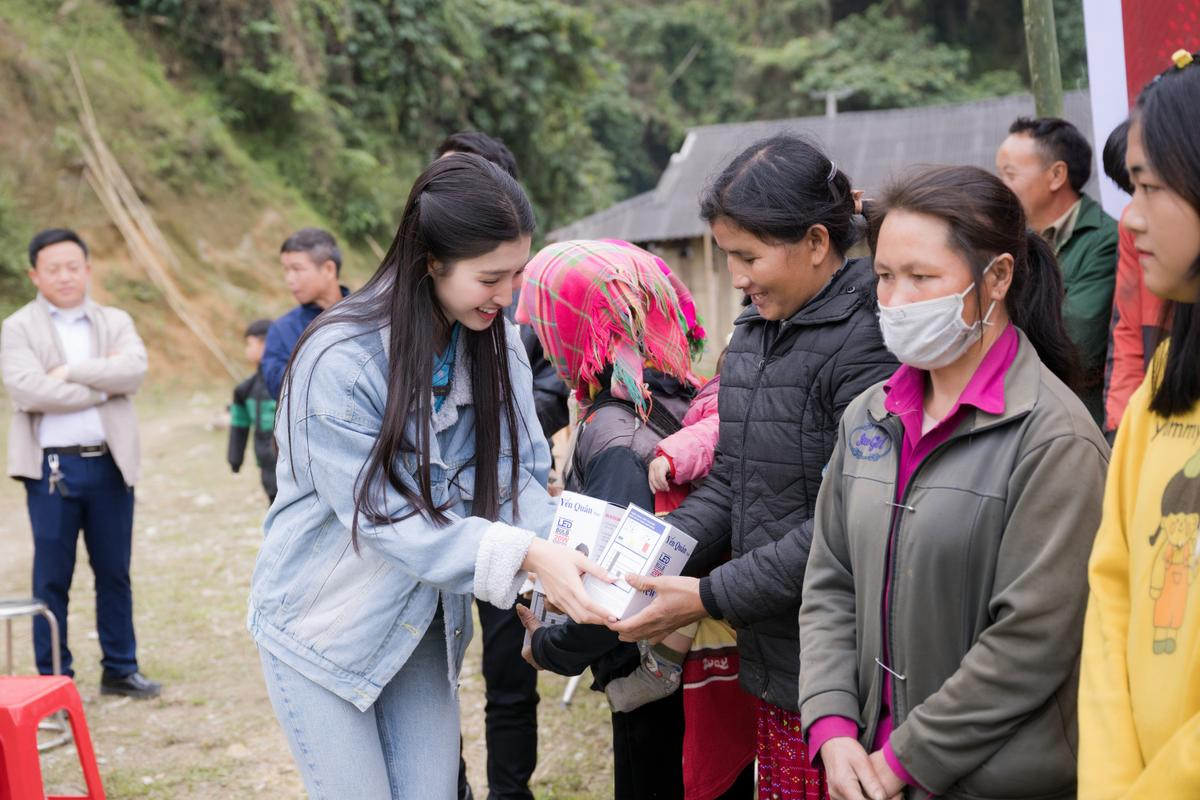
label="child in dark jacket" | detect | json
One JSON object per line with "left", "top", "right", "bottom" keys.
{"left": 227, "top": 319, "right": 277, "bottom": 503}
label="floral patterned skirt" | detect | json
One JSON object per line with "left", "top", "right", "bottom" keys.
{"left": 755, "top": 699, "right": 829, "bottom": 800}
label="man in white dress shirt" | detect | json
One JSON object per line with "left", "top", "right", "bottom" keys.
{"left": 0, "top": 229, "right": 160, "bottom": 698}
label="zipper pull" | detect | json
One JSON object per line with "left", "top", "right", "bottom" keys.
{"left": 875, "top": 657, "right": 907, "bottom": 681}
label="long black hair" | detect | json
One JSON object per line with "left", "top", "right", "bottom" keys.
{"left": 699, "top": 134, "right": 858, "bottom": 252}
{"left": 284, "top": 153, "right": 535, "bottom": 540}
{"left": 1135, "top": 57, "right": 1200, "bottom": 418}
{"left": 867, "top": 165, "right": 1081, "bottom": 388}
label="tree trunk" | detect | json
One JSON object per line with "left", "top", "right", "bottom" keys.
{"left": 1023, "top": 0, "right": 1064, "bottom": 117}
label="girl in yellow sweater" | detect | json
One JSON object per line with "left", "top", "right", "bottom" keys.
{"left": 1079, "top": 50, "right": 1200, "bottom": 798}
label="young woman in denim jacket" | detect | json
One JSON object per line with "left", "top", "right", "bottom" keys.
{"left": 248, "top": 154, "right": 610, "bottom": 799}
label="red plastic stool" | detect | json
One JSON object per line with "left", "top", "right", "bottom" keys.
{"left": 0, "top": 676, "right": 104, "bottom": 800}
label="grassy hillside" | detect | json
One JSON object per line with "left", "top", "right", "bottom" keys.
{"left": 0, "top": 0, "right": 377, "bottom": 385}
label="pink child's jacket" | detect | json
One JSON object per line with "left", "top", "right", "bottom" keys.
{"left": 657, "top": 374, "right": 721, "bottom": 484}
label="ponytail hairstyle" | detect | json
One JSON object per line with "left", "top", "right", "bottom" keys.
{"left": 1134, "top": 53, "right": 1200, "bottom": 418}
{"left": 284, "top": 153, "right": 535, "bottom": 543}
{"left": 699, "top": 134, "right": 859, "bottom": 253}
{"left": 867, "top": 165, "right": 1081, "bottom": 388}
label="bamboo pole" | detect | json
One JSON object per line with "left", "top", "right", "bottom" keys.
{"left": 365, "top": 234, "right": 386, "bottom": 262}
{"left": 1023, "top": 0, "right": 1064, "bottom": 117}
{"left": 68, "top": 53, "right": 239, "bottom": 379}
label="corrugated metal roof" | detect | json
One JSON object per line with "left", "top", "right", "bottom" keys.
{"left": 549, "top": 90, "right": 1095, "bottom": 243}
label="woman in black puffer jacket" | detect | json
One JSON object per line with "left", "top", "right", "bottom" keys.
{"left": 610, "top": 135, "right": 898, "bottom": 798}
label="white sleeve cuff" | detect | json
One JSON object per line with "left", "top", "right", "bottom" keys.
{"left": 473, "top": 521, "right": 535, "bottom": 608}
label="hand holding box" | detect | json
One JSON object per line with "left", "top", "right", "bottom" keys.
{"left": 583, "top": 505, "right": 697, "bottom": 620}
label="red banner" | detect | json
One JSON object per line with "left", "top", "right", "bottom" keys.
{"left": 1123, "top": 1, "right": 1200, "bottom": 104}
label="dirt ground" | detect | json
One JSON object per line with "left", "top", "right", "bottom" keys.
{"left": 0, "top": 393, "right": 614, "bottom": 799}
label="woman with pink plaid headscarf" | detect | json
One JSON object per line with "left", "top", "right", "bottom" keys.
{"left": 515, "top": 238, "right": 714, "bottom": 799}
{"left": 516, "top": 238, "right": 705, "bottom": 419}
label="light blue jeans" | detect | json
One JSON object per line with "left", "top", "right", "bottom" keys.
{"left": 259, "top": 619, "right": 461, "bottom": 799}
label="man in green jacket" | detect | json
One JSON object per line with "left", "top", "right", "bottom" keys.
{"left": 997, "top": 116, "right": 1118, "bottom": 426}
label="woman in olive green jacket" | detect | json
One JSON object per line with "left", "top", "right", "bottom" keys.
{"left": 798, "top": 166, "right": 1109, "bottom": 800}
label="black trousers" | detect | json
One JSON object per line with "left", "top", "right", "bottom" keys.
{"left": 611, "top": 686, "right": 685, "bottom": 800}
{"left": 260, "top": 462, "right": 277, "bottom": 504}
{"left": 459, "top": 600, "right": 540, "bottom": 800}
{"left": 26, "top": 452, "right": 138, "bottom": 678}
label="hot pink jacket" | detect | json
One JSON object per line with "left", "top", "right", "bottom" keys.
{"left": 656, "top": 375, "right": 720, "bottom": 484}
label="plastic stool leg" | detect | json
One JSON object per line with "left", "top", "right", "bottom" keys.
{"left": 60, "top": 689, "right": 104, "bottom": 800}
{"left": 0, "top": 711, "right": 47, "bottom": 800}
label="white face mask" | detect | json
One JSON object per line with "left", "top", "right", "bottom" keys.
{"left": 877, "top": 261, "right": 998, "bottom": 370}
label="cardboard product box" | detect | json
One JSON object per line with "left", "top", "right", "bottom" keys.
{"left": 583, "top": 504, "right": 697, "bottom": 620}
{"left": 524, "top": 491, "right": 625, "bottom": 639}
{"left": 546, "top": 491, "right": 624, "bottom": 560}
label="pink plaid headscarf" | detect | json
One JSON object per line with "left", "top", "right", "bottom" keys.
{"left": 516, "top": 239, "right": 704, "bottom": 418}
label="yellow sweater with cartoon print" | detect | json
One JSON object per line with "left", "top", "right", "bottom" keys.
{"left": 1079, "top": 375, "right": 1200, "bottom": 798}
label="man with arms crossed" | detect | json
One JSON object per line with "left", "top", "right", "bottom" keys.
{"left": 1, "top": 228, "right": 159, "bottom": 697}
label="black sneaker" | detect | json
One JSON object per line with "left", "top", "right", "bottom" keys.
{"left": 100, "top": 671, "right": 162, "bottom": 699}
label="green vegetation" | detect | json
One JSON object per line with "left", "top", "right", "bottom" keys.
{"left": 113, "top": 0, "right": 1088, "bottom": 230}
{"left": 0, "top": 0, "right": 1086, "bottom": 375}
{"left": 0, "top": 184, "right": 34, "bottom": 319}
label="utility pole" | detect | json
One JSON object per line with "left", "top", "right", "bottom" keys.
{"left": 810, "top": 88, "right": 856, "bottom": 118}
{"left": 1023, "top": 0, "right": 1064, "bottom": 117}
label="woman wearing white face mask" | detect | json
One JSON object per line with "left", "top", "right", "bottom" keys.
{"left": 798, "top": 165, "right": 1109, "bottom": 800}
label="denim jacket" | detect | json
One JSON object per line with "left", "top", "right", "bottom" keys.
{"left": 248, "top": 314, "right": 556, "bottom": 710}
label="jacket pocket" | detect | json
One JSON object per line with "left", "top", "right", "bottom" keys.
{"left": 746, "top": 625, "right": 801, "bottom": 710}
{"left": 291, "top": 544, "right": 395, "bottom": 654}
{"left": 269, "top": 506, "right": 335, "bottom": 622}
{"left": 952, "top": 693, "right": 1077, "bottom": 799}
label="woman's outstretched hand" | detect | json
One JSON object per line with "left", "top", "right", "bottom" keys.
{"left": 607, "top": 574, "right": 707, "bottom": 642}
{"left": 521, "top": 537, "right": 613, "bottom": 625}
